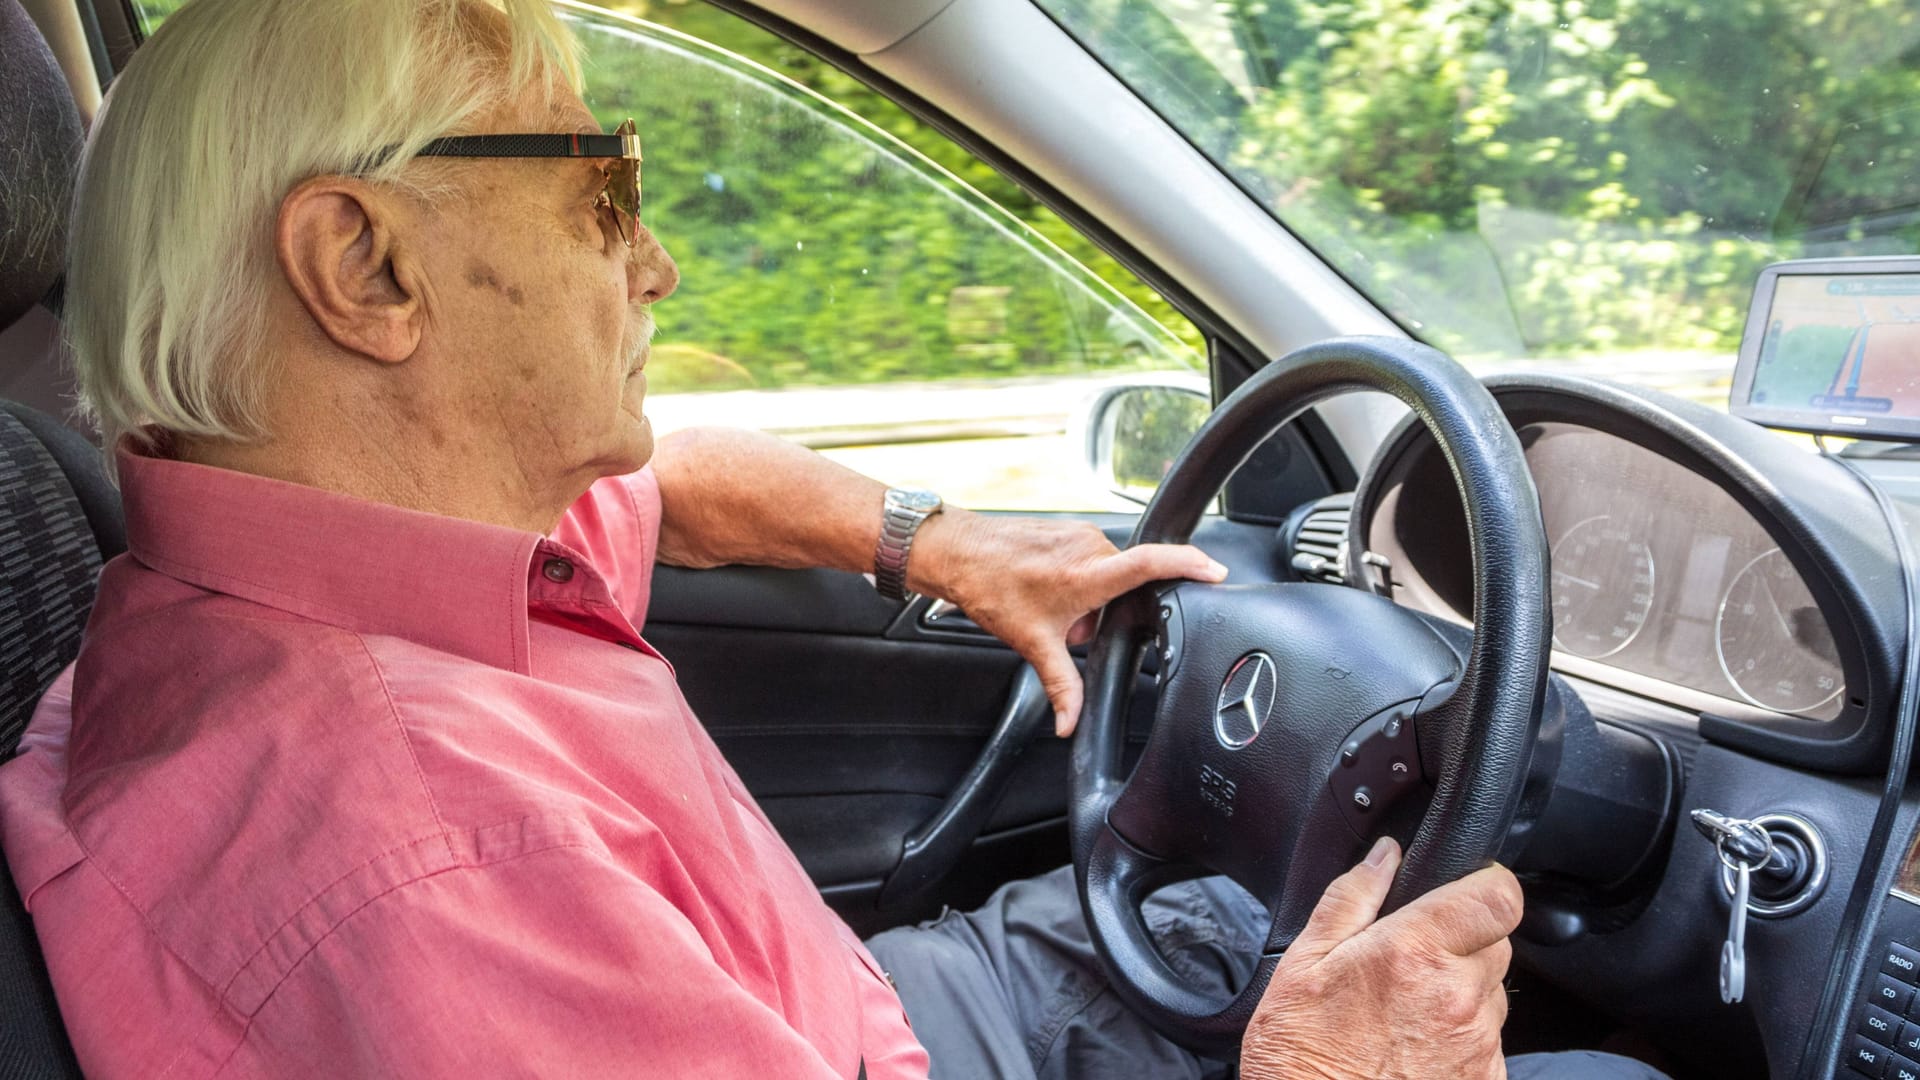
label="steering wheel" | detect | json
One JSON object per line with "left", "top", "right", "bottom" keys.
{"left": 1069, "top": 336, "right": 1552, "bottom": 1057}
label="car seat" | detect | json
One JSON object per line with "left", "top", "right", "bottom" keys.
{"left": 0, "top": 0, "right": 126, "bottom": 1074}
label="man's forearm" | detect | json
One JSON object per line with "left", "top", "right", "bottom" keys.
{"left": 649, "top": 426, "right": 962, "bottom": 592}
{"left": 649, "top": 425, "right": 1226, "bottom": 731}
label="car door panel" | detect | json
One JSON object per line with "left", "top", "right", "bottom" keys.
{"left": 646, "top": 515, "right": 1283, "bottom": 931}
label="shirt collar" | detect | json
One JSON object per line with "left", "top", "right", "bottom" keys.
{"left": 117, "top": 440, "right": 560, "bottom": 674}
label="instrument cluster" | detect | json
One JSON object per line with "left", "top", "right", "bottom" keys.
{"left": 1363, "top": 421, "right": 1847, "bottom": 722}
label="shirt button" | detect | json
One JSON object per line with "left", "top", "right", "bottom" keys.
{"left": 542, "top": 558, "right": 575, "bottom": 583}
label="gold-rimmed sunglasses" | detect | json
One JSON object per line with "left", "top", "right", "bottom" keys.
{"left": 413, "top": 117, "right": 643, "bottom": 246}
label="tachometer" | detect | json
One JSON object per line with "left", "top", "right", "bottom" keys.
{"left": 1550, "top": 515, "right": 1656, "bottom": 659}
{"left": 1714, "top": 548, "right": 1844, "bottom": 716}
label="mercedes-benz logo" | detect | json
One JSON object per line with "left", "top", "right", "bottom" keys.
{"left": 1215, "top": 652, "right": 1278, "bottom": 749}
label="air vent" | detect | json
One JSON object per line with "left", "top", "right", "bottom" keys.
{"left": 1282, "top": 493, "right": 1353, "bottom": 583}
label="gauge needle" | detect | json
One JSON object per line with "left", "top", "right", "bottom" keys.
{"left": 1760, "top": 583, "right": 1795, "bottom": 640}
{"left": 1553, "top": 572, "right": 1601, "bottom": 590}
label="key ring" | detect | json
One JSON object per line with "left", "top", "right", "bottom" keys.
{"left": 1714, "top": 821, "right": 1772, "bottom": 875}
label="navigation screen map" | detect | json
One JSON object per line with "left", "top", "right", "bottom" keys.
{"left": 1748, "top": 273, "right": 1920, "bottom": 429}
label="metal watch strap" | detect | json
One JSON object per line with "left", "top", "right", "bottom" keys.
{"left": 874, "top": 489, "right": 939, "bottom": 601}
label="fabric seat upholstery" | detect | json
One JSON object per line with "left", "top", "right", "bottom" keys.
{"left": 0, "top": 0, "right": 119, "bottom": 1073}
{"left": 0, "top": 402, "right": 101, "bottom": 1080}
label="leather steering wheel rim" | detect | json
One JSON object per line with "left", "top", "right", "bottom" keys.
{"left": 1068, "top": 335, "right": 1551, "bottom": 1057}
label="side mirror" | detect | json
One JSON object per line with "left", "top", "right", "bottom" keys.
{"left": 1077, "top": 380, "right": 1211, "bottom": 505}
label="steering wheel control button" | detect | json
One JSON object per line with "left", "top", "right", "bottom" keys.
{"left": 1155, "top": 596, "right": 1185, "bottom": 683}
{"left": 1887, "top": 943, "right": 1920, "bottom": 985}
{"left": 1890, "top": 1054, "right": 1920, "bottom": 1080}
{"left": 1331, "top": 703, "right": 1426, "bottom": 835}
{"left": 1213, "top": 652, "right": 1278, "bottom": 750}
{"left": 542, "top": 558, "right": 575, "bottom": 584}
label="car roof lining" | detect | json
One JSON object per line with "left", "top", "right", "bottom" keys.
{"left": 744, "top": 0, "right": 957, "bottom": 55}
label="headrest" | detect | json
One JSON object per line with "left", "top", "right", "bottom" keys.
{"left": 0, "top": 0, "right": 83, "bottom": 331}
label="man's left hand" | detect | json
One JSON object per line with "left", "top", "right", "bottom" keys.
{"left": 908, "top": 509, "right": 1227, "bottom": 736}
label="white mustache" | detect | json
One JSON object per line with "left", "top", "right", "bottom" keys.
{"left": 626, "top": 310, "right": 657, "bottom": 372}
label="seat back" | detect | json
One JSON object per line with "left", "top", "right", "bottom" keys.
{"left": 0, "top": 0, "right": 119, "bottom": 1074}
{"left": 0, "top": 403, "right": 106, "bottom": 1080}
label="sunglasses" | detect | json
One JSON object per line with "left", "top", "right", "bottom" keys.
{"left": 413, "top": 118, "right": 643, "bottom": 246}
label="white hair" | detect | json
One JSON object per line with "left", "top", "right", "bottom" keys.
{"left": 65, "top": 0, "right": 582, "bottom": 462}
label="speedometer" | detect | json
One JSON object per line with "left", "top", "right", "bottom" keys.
{"left": 1714, "top": 548, "right": 1844, "bottom": 716}
{"left": 1550, "top": 515, "right": 1656, "bottom": 659}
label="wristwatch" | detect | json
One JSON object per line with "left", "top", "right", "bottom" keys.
{"left": 873, "top": 487, "right": 943, "bottom": 601}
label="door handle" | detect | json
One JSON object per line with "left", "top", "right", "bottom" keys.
{"left": 876, "top": 663, "right": 1052, "bottom": 911}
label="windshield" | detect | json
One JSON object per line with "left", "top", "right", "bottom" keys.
{"left": 1038, "top": 0, "right": 1920, "bottom": 403}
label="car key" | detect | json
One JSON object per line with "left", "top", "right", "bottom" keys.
{"left": 1722, "top": 854, "right": 1751, "bottom": 1003}
{"left": 1692, "top": 809, "right": 1770, "bottom": 1004}
{"left": 1691, "top": 808, "right": 1772, "bottom": 867}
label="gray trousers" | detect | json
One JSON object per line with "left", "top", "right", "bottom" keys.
{"left": 866, "top": 865, "right": 1668, "bottom": 1080}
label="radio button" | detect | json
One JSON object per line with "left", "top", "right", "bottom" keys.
{"left": 1887, "top": 943, "right": 1920, "bottom": 985}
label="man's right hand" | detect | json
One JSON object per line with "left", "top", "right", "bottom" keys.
{"left": 1240, "top": 837, "right": 1523, "bottom": 1080}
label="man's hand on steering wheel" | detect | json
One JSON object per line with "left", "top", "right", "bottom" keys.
{"left": 909, "top": 509, "right": 1227, "bottom": 737}
{"left": 1242, "top": 837, "right": 1524, "bottom": 1080}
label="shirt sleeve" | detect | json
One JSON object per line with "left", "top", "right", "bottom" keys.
{"left": 225, "top": 843, "right": 860, "bottom": 1080}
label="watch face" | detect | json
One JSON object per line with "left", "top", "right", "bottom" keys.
{"left": 891, "top": 488, "right": 942, "bottom": 513}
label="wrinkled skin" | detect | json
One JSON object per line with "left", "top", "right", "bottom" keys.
{"left": 908, "top": 510, "right": 1225, "bottom": 735}
{"left": 1243, "top": 839, "right": 1522, "bottom": 1080}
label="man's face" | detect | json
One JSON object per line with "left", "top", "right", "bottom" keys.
{"left": 403, "top": 86, "right": 679, "bottom": 489}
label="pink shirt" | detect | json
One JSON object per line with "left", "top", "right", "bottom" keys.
{"left": 0, "top": 446, "right": 928, "bottom": 1079}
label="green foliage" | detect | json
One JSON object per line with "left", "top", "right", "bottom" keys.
{"left": 1043, "top": 0, "right": 1920, "bottom": 362}
{"left": 129, "top": 0, "right": 1204, "bottom": 393}
{"left": 571, "top": 10, "right": 1201, "bottom": 390}
{"left": 128, "top": 0, "right": 1920, "bottom": 372}
{"left": 130, "top": 0, "right": 184, "bottom": 29}
{"left": 618, "top": 2, "right": 1204, "bottom": 355}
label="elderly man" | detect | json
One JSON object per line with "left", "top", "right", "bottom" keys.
{"left": 0, "top": 1, "right": 1668, "bottom": 1077}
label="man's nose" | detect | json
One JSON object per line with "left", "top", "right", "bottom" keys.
{"left": 628, "top": 228, "right": 679, "bottom": 305}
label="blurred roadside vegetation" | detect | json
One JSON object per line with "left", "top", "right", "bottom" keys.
{"left": 130, "top": 0, "right": 1207, "bottom": 397}
{"left": 603, "top": 0, "right": 1206, "bottom": 366}
{"left": 130, "top": 0, "right": 1920, "bottom": 381}
{"left": 1041, "top": 0, "right": 1920, "bottom": 363}
{"left": 569, "top": 5, "right": 1204, "bottom": 392}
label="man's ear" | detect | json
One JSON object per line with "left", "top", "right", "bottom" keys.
{"left": 275, "top": 177, "right": 422, "bottom": 364}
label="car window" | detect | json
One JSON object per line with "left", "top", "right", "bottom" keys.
{"left": 1037, "top": 0, "right": 1920, "bottom": 411}
{"left": 134, "top": 0, "right": 1210, "bottom": 512}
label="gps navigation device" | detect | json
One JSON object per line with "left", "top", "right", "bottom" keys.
{"left": 1731, "top": 256, "right": 1920, "bottom": 442}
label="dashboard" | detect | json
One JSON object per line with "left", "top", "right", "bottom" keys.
{"left": 1336, "top": 372, "right": 1915, "bottom": 1079}
{"left": 1366, "top": 420, "right": 1847, "bottom": 722}
{"left": 1348, "top": 373, "right": 1904, "bottom": 774}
